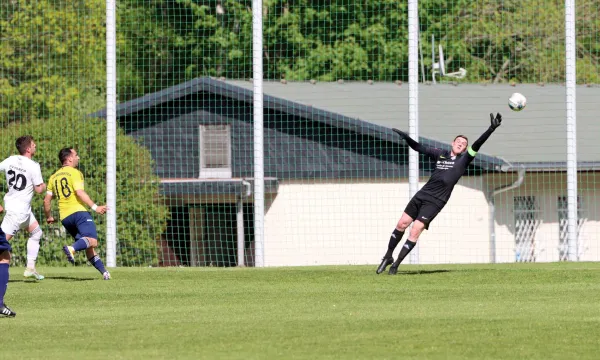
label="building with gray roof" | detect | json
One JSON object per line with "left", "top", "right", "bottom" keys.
{"left": 93, "top": 78, "right": 600, "bottom": 266}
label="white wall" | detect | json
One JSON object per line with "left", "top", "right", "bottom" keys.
{"left": 489, "top": 172, "right": 600, "bottom": 263}
{"left": 263, "top": 173, "right": 600, "bottom": 266}
{"left": 263, "top": 177, "right": 490, "bottom": 266}
{"left": 417, "top": 176, "right": 490, "bottom": 264}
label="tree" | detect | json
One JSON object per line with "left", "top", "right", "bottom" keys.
{"left": 0, "top": 0, "right": 170, "bottom": 266}
{"left": 263, "top": 0, "right": 408, "bottom": 81}
{"left": 117, "top": 0, "right": 599, "bottom": 89}
{"left": 0, "top": 0, "right": 106, "bottom": 123}
{"left": 0, "top": 116, "right": 170, "bottom": 267}
{"left": 118, "top": 0, "right": 253, "bottom": 101}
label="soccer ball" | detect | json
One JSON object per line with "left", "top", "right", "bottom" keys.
{"left": 508, "top": 93, "right": 527, "bottom": 111}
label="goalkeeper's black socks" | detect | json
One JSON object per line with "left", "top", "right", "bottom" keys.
{"left": 389, "top": 240, "right": 417, "bottom": 275}
{"left": 384, "top": 228, "right": 404, "bottom": 258}
{"left": 395, "top": 239, "right": 417, "bottom": 265}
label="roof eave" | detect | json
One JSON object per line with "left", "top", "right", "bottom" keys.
{"left": 500, "top": 162, "right": 600, "bottom": 172}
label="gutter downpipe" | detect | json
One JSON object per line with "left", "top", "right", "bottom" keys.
{"left": 237, "top": 180, "right": 252, "bottom": 267}
{"left": 488, "top": 166, "right": 526, "bottom": 263}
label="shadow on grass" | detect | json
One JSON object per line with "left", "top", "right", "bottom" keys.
{"left": 400, "top": 270, "right": 451, "bottom": 275}
{"left": 10, "top": 276, "right": 96, "bottom": 283}
{"left": 46, "top": 276, "right": 97, "bottom": 281}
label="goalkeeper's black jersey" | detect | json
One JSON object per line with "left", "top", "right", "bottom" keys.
{"left": 416, "top": 147, "right": 476, "bottom": 204}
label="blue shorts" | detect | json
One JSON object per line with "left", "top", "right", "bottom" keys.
{"left": 62, "top": 212, "right": 98, "bottom": 240}
{"left": 0, "top": 228, "right": 10, "bottom": 253}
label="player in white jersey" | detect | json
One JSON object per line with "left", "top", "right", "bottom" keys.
{"left": 0, "top": 136, "right": 47, "bottom": 280}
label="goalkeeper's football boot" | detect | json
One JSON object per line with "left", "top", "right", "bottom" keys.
{"left": 62, "top": 245, "right": 75, "bottom": 264}
{"left": 23, "top": 268, "right": 45, "bottom": 281}
{"left": 0, "top": 304, "right": 16, "bottom": 318}
{"left": 389, "top": 257, "right": 403, "bottom": 275}
{"left": 103, "top": 271, "right": 111, "bottom": 280}
{"left": 376, "top": 257, "right": 394, "bottom": 274}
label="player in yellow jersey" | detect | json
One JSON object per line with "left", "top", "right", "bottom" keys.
{"left": 43, "top": 148, "right": 111, "bottom": 280}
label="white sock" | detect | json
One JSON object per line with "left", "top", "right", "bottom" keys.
{"left": 27, "top": 238, "right": 40, "bottom": 270}
{"left": 26, "top": 227, "right": 43, "bottom": 270}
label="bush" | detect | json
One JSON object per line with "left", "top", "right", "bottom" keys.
{"left": 0, "top": 116, "right": 170, "bottom": 267}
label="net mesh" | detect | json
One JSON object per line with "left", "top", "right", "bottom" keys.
{"left": 0, "top": 0, "right": 598, "bottom": 267}
{"left": 0, "top": 0, "right": 108, "bottom": 266}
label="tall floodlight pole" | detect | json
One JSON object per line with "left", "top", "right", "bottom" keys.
{"left": 105, "top": 0, "right": 117, "bottom": 267}
{"left": 408, "top": 0, "right": 420, "bottom": 264}
{"left": 565, "top": 0, "right": 578, "bottom": 261}
{"left": 253, "top": 0, "right": 265, "bottom": 267}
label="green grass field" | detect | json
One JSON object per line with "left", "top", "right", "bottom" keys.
{"left": 2, "top": 263, "right": 600, "bottom": 359}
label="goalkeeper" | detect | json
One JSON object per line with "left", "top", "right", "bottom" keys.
{"left": 377, "top": 113, "right": 502, "bottom": 275}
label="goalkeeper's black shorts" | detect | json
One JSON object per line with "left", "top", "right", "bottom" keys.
{"left": 403, "top": 192, "right": 445, "bottom": 230}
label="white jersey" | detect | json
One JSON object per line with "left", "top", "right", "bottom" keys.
{"left": 0, "top": 155, "right": 44, "bottom": 214}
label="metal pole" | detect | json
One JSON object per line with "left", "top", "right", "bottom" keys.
{"left": 408, "top": 0, "right": 420, "bottom": 264}
{"left": 565, "top": 0, "right": 578, "bottom": 261}
{"left": 252, "top": 0, "right": 265, "bottom": 267}
{"left": 105, "top": 0, "right": 117, "bottom": 267}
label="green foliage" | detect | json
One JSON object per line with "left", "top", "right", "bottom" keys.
{"left": 422, "top": 0, "right": 566, "bottom": 83}
{"left": 3, "top": 0, "right": 599, "bottom": 106}
{"left": 0, "top": 0, "right": 106, "bottom": 123}
{"left": 0, "top": 117, "right": 169, "bottom": 267}
{"left": 264, "top": 0, "right": 409, "bottom": 81}
{"left": 118, "top": 0, "right": 253, "bottom": 101}
{"left": 0, "top": 0, "right": 169, "bottom": 267}
{"left": 117, "top": 0, "right": 600, "bottom": 99}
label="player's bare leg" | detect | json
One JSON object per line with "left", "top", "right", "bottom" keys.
{"left": 389, "top": 220, "right": 425, "bottom": 275}
{"left": 377, "top": 213, "right": 413, "bottom": 274}
{"left": 23, "top": 222, "right": 44, "bottom": 280}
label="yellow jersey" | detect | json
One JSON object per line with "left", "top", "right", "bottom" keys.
{"left": 47, "top": 166, "right": 88, "bottom": 220}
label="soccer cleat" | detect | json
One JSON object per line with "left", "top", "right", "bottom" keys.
{"left": 376, "top": 257, "right": 394, "bottom": 274}
{"left": 0, "top": 305, "right": 16, "bottom": 318}
{"left": 388, "top": 265, "right": 399, "bottom": 275}
{"left": 63, "top": 245, "right": 75, "bottom": 264}
{"left": 102, "top": 271, "right": 111, "bottom": 280}
{"left": 23, "top": 269, "right": 45, "bottom": 281}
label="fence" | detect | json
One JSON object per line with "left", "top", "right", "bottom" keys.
{"left": 1, "top": 0, "right": 598, "bottom": 267}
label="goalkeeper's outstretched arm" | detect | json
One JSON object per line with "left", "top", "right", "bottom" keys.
{"left": 470, "top": 112, "right": 502, "bottom": 153}
{"left": 392, "top": 128, "right": 427, "bottom": 153}
{"left": 392, "top": 128, "right": 442, "bottom": 159}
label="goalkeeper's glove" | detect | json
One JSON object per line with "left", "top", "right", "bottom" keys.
{"left": 490, "top": 113, "right": 502, "bottom": 130}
